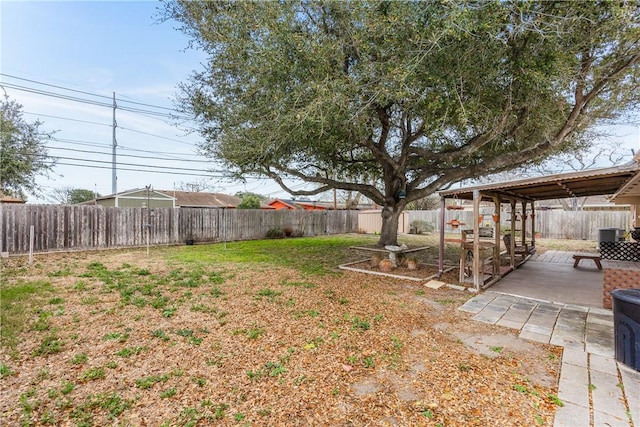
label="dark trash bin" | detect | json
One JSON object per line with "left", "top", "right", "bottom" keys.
{"left": 611, "top": 289, "right": 640, "bottom": 372}
{"left": 598, "top": 228, "right": 618, "bottom": 243}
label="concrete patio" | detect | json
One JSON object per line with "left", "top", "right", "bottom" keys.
{"left": 491, "top": 250, "right": 605, "bottom": 308}
{"left": 459, "top": 250, "right": 640, "bottom": 427}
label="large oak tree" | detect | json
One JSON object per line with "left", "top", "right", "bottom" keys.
{"left": 164, "top": 1, "right": 640, "bottom": 246}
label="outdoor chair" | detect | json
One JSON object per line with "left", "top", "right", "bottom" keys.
{"left": 503, "top": 233, "right": 530, "bottom": 262}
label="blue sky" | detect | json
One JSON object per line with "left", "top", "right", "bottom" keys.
{"left": 0, "top": 0, "right": 293, "bottom": 202}
{"left": 1, "top": 1, "right": 639, "bottom": 203}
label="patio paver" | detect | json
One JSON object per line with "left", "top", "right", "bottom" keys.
{"left": 590, "top": 368, "right": 627, "bottom": 420}
{"left": 496, "top": 299, "right": 536, "bottom": 329}
{"left": 585, "top": 311, "right": 615, "bottom": 357}
{"left": 557, "top": 362, "right": 589, "bottom": 408}
{"left": 458, "top": 291, "right": 500, "bottom": 314}
{"left": 619, "top": 365, "right": 640, "bottom": 425}
{"left": 519, "top": 303, "right": 562, "bottom": 344}
{"left": 550, "top": 307, "right": 587, "bottom": 349}
{"left": 459, "top": 290, "right": 639, "bottom": 427}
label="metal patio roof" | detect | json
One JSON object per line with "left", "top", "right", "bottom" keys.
{"left": 438, "top": 163, "right": 640, "bottom": 203}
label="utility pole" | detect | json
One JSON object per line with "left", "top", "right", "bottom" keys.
{"left": 111, "top": 92, "right": 117, "bottom": 195}
{"left": 145, "top": 185, "right": 151, "bottom": 256}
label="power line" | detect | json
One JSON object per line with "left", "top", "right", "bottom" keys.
{"left": 1, "top": 73, "right": 291, "bottom": 188}
{"left": 20, "top": 115, "right": 200, "bottom": 148}
{"left": 3, "top": 81, "right": 181, "bottom": 118}
{"left": 46, "top": 155, "right": 222, "bottom": 173}
{"left": 46, "top": 145, "right": 212, "bottom": 163}
{"left": 23, "top": 111, "right": 112, "bottom": 127}
{"left": 49, "top": 137, "right": 205, "bottom": 158}
{"left": 1, "top": 73, "right": 113, "bottom": 100}
{"left": 118, "top": 126, "right": 198, "bottom": 146}
{"left": 18, "top": 109, "right": 199, "bottom": 148}
{"left": 49, "top": 161, "right": 224, "bottom": 178}
{"left": 1, "top": 73, "right": 182, "bottom": 112}
{"left": 11, "top": 142, "right": 263, "bottom": 179}
{"left": 1, "top": 82, "right": 112, "bottom": 108}
{"left": 1, "top": 73, "right": 194, "bottom": 120}
{"left": 112, "top": 96, "right": 181, "bottom": 112}
{"left": 50, "top": 137, "right": 116, "bottom": 149}
{"left": 45, "top": 161, "right": 271, "bottom": 181}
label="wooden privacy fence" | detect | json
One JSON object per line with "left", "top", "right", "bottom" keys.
{"left": 0, "top": 205, "right": 358, "bottom": 255}
{"left": 407, "top": 209, "right": 630, "bottom": 240}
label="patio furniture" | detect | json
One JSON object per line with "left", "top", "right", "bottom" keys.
{"left": 572, "top": 253, "right": 603, "bottom": 270}
{"left": 459, "top": 229, "right": 499, "bottom": 286}
{"left": 503, "top": 233, "right": 530, "bottom": 262}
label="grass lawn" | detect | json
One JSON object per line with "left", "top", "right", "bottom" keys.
{"left": 0, "top": 234, "right": 579, "bottom": 426}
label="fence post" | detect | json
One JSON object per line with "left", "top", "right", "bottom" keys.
{"left": 29, "top": 225, "right": 34, "bottom": 265}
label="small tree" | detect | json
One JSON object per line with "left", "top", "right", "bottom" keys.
{"left": 176, "top": 179, "right": 214, "bottom": 192}
{"left": 47, "top": 187, "right": 98, "bottom": 205}
{"left": 406, "top": 195, "right": 440, "bottom": 211}
{"left": 0, "top": 95, "right": 54, "bottom": 199}
{"left": 235, "top": 191, "right": 266, "bottom": 202}
{"left": 237, "top": 194, "right": 261, "bottom": 209}
{"left": 69, "top": 189, "right": 98, "bottom": 204}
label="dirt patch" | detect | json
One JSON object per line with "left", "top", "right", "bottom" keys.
{"left": 1, "top": 249, "right": 562, "bottom": 426}
{"left": 454, "top": 332, "right": 559, "bottom": 388}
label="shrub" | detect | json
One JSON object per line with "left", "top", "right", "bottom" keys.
{"left": 410, "top": 220, "right": 434, "bottom": 234}
{"left": 265, "top": 228, "right": 284, "bottom": 239}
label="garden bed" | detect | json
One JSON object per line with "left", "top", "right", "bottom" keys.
{"left": 340, "top": 259, "right": 460, "bottom": 284}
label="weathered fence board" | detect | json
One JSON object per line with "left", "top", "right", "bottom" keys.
{"left": 407, "top": 209, "right": 629, "bottom": 240}
{"left": 0, "top": 205, "right": 358, "bottom": 255}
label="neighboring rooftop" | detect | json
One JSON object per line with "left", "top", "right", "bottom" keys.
{"left": 156, "top": 190, "right": 242, "bottom": 208}
{"left": 0, "top": 191, "right": 26, "bottom": 204}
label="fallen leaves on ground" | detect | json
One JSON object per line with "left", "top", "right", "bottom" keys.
{"left": 1, "top": 249, "right": 561, "bottom": 426}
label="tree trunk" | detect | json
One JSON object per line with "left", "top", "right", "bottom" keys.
{"left": 377, "top": 204, "right": 402, "bottom": 246}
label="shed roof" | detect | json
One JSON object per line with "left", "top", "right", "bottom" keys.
{"left": 438, "top": 163, "right": 640, "bottom": 202}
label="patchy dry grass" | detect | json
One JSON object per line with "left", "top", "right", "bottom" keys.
{"left": 0, "top": 235, "right": 572, "bottom": 426}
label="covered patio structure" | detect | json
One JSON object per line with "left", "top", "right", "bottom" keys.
{"left": 437, "top": 160, "right": 640, "bottom": 292}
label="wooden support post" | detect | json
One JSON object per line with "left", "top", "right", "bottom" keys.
{"left": 510, "top": 201, "right": 516, "bottom": 269}
{"left": 493, "top": 196, "right": 501, "bottom": 277}
{"left": 459, "top": 230, "right": 466, "bottom": 284}
{"left": 438, "top": 197, "right": 446, "bottom": 278}
{"left": 531, "top": 202, "right": 536, "bottom": 246}
{"left": 520, "top": 201, "right": 527, "bottom": 247}
{"left": 473, "top": 190, "right": 481, "bottom": 291}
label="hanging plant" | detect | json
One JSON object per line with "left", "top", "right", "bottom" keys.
{"left": 446, "top": 219, "right": 464, "bottom": 228}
